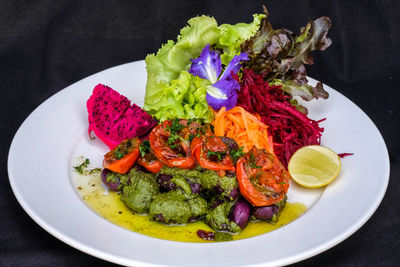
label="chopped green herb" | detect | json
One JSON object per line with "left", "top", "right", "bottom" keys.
{"left": 167, "top": 133, "right": 180, "bottom": 149}
{"left": 230, "top": 146, "right": 245, "bottom": 162}
{"left": 73, "top": 158, "right": 90, "bottom": 174}
{"left": 207, "top": 150, "right": 226, "bottom": 162}
{"left": 249, "top": 153, "right": 261, "bottom": 169}
{"left": 114, "top": 148, "right": 126, "bottom": 159}
{"left": 249, "top": 162, "right": 261, "bottom": 168}
{"left": 188, "top": 133, "right": 195, "bottom": 142}
{"left": 210, "top": 124, "right": 215, "bottom": 133}
{"left": 165, "top": 119, "right": 184, "bottom": 150}
{"left": 126, "top": 139, "right": 132, "bottom": 147}
{"left": 139, "top": 140, "right": 151, "bottom": 157}
{"left": 197, "top": 127, "right": 206, "bottom": 135}
{"left": 168, "top": 118, "right": 184, "bottom": 133}
{"left": 89, "top": 168, "right": 102, "bottom": 174}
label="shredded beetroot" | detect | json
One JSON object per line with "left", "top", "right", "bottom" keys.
{"left": 338, "top": 153, "right": 354, "bottom": 158}
{"left": 237, "top": 69, "right": 325, "bottom": 168}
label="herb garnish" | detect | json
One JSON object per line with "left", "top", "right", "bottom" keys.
{"left": 167, "top": 134, "right": 180, "bottom": 149}
{"left": 139, "top": 140, "right": 151, "bottom": 157}
{"left": 89, "top": 168, "right": 102, "bottom": 174}
{"left": 230, "top": 146, "right": 245, "bottom": 162}
{"left": 167, "top": 118, "right": 184, "bottom": 133}
{"left": 114, "top": 148, "right": 126, "bottom": 159}
{"left": 207, "top": 150, "right": 226, "bottom": 162}
{"left": 74, "top": 158, "right": 90, "bottom": 174}
{"left": 126, "top": 139, "right": 132, "bottom": 147}
{"left": 165, "top": 118, "right": 184, "bottom": 149}
{"left": 210, "top": 124, "right": 215, "bottom": 133}
{"left": 197, "top": 127, "right": 206, "bottom": 135}
{"left": 249, "top": 153, "right": 261, "bottom": 169}
{"left": 188, "top": 133, "right": 196, "bottom": 142}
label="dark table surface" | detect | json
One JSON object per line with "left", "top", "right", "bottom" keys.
{"left": 1, "top": 0, "right": 399, "bottom": 266}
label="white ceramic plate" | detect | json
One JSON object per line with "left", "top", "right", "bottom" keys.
{"left": 8, "top": 60, "right": 390, "bottom": 267}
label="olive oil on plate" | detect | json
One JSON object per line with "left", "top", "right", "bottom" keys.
{"left": 73, "top": 171, "right": 307, "bottom": 242}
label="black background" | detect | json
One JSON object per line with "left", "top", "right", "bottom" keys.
{"left": 1, "top": 0, "right": 399, "bottom": 266}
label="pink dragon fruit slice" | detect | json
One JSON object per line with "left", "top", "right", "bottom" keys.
{"left": 87, "top": 84, "right": 157, "bottom": 149}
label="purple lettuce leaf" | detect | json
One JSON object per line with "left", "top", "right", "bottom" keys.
{"left": 266, "top": 29, "right": 292, "bottom": 58}
{"left": 271, "top": 79, "right": 329, "bottom": 103}
{"left": 289, "top": 17, "right": 332, "bottom": 68}
{"left": 240, "top": 6, "right": 331, "bottom": 102}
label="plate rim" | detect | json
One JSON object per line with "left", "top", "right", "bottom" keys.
{"left": 7, "top": 60, "right": 391, "bottom": 267}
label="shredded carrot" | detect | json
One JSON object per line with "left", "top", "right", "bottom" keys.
{"left": 212, "top": 106, "right": 274, "bottom": 154}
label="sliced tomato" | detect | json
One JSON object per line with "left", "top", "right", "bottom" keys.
{"left": 236, "top": 147, "right": 289, "bottom": 206}
{"left": 191, "top": 136, "right": 235, "bottom": 173}
{"left": 137, "top": 156, "right": 163, "bottom": 173}
{"left": 103, "top": 138, "right": 140, "bottom": 174}
{"left": 149, "top": 119, "right": 198, "bottom": 169}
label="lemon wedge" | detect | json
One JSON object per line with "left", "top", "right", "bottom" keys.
{"left": 288, "top": 145, "right": 341, "bottom": 188}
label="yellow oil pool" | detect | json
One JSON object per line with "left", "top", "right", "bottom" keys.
{"left": 74, "top": 171, "right": 307, "bottom": 242}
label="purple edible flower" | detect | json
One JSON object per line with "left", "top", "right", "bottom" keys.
{"left": 219, "top": 53, "right": 250, "bottom": 81}
{"left": 189, "top": 44, "right": 221, "bottom": 84}
{"left": 189, "top": 44, "right": 249, "bottom": 111}
{"left": 206, "top": 78, "right": 239, "bottom": 110}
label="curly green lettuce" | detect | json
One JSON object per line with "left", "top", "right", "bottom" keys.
{"left": 218, "top": 14, "right": 264, "bottom": 65}
{"left": 144, "top": 14, "right": 265, "bottom": 122}
{"left": 148, "top": 71, "right": 213, "bottom": 122}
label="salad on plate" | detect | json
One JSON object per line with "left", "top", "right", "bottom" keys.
{"left": 75, "top": 6, "right": 342, "bottom": 242}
